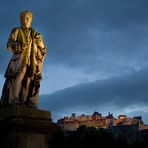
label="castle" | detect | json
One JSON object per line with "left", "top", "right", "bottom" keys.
{"left": 57, "top": 111, "right": 148, "bottom": 131}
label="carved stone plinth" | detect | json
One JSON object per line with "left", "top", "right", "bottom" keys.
{"left": 0, "top": 105, "right": 57, "bottom": 148}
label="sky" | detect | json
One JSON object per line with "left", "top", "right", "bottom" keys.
{"left": 0, "top": 0, "right": 148, "bottom": 124}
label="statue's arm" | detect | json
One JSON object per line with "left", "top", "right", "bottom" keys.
{"left": 7, "top": 28, "right": 21, "bottom": 53}
{"left": 34, "top": 32, "right": 47, "bottom": 61}
{"left": 40, "top": 46, "right": 46, "bottom": 57}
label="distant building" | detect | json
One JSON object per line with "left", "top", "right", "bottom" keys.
{"left": 57, "top": 112, "right": 148, "bottom": 132}
{"left": 57, "top": 112, "right": 148, "bottom": 145}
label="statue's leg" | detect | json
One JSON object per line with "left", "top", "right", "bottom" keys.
{"left": 26, "top": 78, "right": 40, "bottom": 108}
{"left": 13, "top": 67, "right": 27, "bottom": 103}
{"left": 20, "top": 76, "right": 31, "bottom": 103}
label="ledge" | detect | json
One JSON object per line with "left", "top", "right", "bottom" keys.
{"left": 0, "top": 105, "right": 55, "bottom": 134}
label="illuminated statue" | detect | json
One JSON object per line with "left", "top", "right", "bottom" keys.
{"left": 1, "top": 10, "right": 46, "bottom": 108}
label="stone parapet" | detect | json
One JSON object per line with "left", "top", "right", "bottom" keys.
{"left": 0, "top": 105, "right": 57, "bottom": 148}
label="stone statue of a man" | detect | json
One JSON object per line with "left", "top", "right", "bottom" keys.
{"left": 1, "top": 10, "right": 46, "bottom": 108}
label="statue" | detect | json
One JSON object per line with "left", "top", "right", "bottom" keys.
{"left": 0, "top": 10, "right": 46, "bottom": 108}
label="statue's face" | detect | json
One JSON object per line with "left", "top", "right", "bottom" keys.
{"left": 21, "top": 13, "right": 32, "bottom": 28}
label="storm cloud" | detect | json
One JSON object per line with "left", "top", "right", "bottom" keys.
{"left": 1, "top": 0, "right": 148, "bottom": 74}
{"left": 39, "top": 68, "right": 148, "bottom": 123}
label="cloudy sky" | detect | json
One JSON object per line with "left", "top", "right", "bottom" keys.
{"left": 0, "top": 0, "right": 148, "bottom": 123}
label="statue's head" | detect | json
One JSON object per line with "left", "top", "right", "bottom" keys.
{"left": 20, "top": 10, "right": 33, "bottom": 28}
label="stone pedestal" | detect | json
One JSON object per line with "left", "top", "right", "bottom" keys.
{"left": 0, "top": 105, "right": 57, "bottom": 148}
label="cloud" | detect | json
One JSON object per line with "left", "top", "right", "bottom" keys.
{"left": 39, "top": 68, "right": 148, "bottom": 123}
{"left": 40, "top": 64, "right": 99, "bottom": 94}
{"left": 1, "top": 0, "right": 148, "bottom": 78}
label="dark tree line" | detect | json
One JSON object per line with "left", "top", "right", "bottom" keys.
{"left": 49, "top": 125, "right": 148, "bottom": 147}
{"left": 49, "top": 125, "right": 133, "bottom": 148}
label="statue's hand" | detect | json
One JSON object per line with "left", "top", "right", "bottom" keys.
{"left": 35, "top": 34, "right": 45, "bottom": 49}
{"left": 14, "top": 43, "right": 22, "bottom": 53}
{"left": 41, "top": 47, "right": 46, "bottom": 55}
{"left": 37, "top": 41, "right": 45, "bottom": 49}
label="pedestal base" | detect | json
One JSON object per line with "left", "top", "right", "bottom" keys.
{"left": 0, "top": 105, "right": 57, "bottom": 148}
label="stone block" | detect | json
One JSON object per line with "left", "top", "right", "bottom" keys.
{"left": 0, "top": 105, "right": 57, "bottom": 148}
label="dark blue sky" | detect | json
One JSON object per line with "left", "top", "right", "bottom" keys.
{"left": 0, "top": 0, "right": 148, "bottom": 123}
